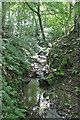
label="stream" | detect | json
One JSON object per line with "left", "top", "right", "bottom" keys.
{"left": 22, "top": 50, "right": 65, "bottom": 119}
{"left": 23, "top": 78, "right": 45, "bottom": 118}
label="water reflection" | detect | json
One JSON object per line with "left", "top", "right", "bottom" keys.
{"left": 24, "top": 79, "right": 40, "bottom": 103}
{"left": 23, "top": 79, "right": 50, "bottom": 118}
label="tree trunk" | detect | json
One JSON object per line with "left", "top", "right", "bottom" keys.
{"left": 0, "top": 3, "right": 2, "bottom": 36}
{"left": 37, "top": 2, "right": 48, "bottom": 47}
{"left": 33, "top": 13, "right": 39, "bottom": 37}
{"left": 25, "top": 2, "right": 48, "bottom": 47}
{"left": 45, "top": 14, "right": 46, "bottom": 27}
{"left": 2, "top": 2, "right": 6, "bottom": 38}
{"left": 38, "top": 14, "right": 46, "bottom": 43}
{"left": 17, "top": 5, "right": 20, "bottom": 37}
{"left": 8, "top": 3, "right": 10, "bottom": 19}
{"left": 77, "top": 2, "right": 80, "bottom": 37}
{"left": 74, "top": 2, "right": 80, "bottom": 37}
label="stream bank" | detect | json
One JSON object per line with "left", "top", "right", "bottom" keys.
{"left": 21, "top": 51, "right": 66, "bottom": 119}
{"left": 21, "top": 45, "right": 79, "bottom": 119}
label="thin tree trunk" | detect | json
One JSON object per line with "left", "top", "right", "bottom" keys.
{"left": 38, "top": 13, "right": 48, "bottom": 46}
{"left": 18, "top": 5, "right": 20, "bottom": 37}
{"left": 18, "top": 5, "right": 20, "bottom": 30}
{"left": 33, "top": 13, "right": 39, "bottom": 36}
{"left": 37, "top": 2, "right": 48, "bottom": 46}
{"left": 74, "top": 2, "right": 80, "bottom": 37}
{"left": 77, "top": 2, "right": 80, "bottom": 37}
{"left": 2, "top": 2, "right": 6, "bottom": 38}
{"left": 8, "top": 3, "right": 10, "bottom": 19}
{"left": 0, "top": 3, "right": 2, "bottom": 36}
{"left": 45, "top": 14, "right": 46, "bottom": 27}
{"left": 25, "top": 2, "right": 48, "bottom": 47}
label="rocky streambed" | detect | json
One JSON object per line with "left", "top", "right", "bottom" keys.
{"left": 22, "top": 51, "right": 66, "bottom": 119}
{"left": 21, "top": 49, "right": 79, "bottom": 119}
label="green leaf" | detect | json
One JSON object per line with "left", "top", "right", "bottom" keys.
{"left": 4, "top": 86, "right": 12, "bottom": 93}
{"left": 15, "top": 108, "right": 26, "bottom": 118}
{"left": 3, "top": 105, "right": 12, "bottom": 112}
{"left": 7, "top": 113, "right": 18, "bottom": 119}
{"left": 2, "top": 90, "right": 6, "bottom": 94}
{"left": 75, "top": 87, "right": 80, "bottom": 92}
{"left": 3, "top": 92, "right": 12, "bottom": 104}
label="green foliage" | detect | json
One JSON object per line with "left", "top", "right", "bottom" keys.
{"left": 39, "top": 74, "right": 57, "bottom": 85}
{"left": 65, "top": 97, "right": 72, "bottom": 107}
{"left": 58, "top": 56, "right": 67, "bottom": 75}
{"left": 75, "top": 87, "right": 80, "bottom": 93}
{"left": 2, "top": 80, "right": 27, "bottom": 119}
{"left": 2, "top": 2, "right": 80, "bottom": 119}
{"left": 2, "top": 3, "right": 39, "bottom": 117}
{"left": 2, "top": 33, "right": 37, "bottom": 119}
{"left": 2, "top": 33, "right": 38, "bottom": 78}
{"left": 15, "top": 108, "right": 26, "bottom": 118}
{"left": 47, "top": 45, "right": 68, "bottom": 76}
{"left": 71, "top": 67, "right": 78, "bottom": 75}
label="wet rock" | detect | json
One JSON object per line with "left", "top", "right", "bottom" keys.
{"left": 42, "top": 67, "right": 49, "bottom": 76}
{"left": 25, "top": 80, "right": 31, "bottom": 84}
{"left": 58, "top": 110, "right": 65, "bottom": 116}
{"left": 31, "top": 71, "right": 40, "bottom": 78}
{"left": 39, "top": 79, "right": 49, "bottom": 87}
{"left": 43, "top": 92, "right": 49, "bottom": 98}
{"left": 39, "top": 55, "right": 46, "bottom": 60}
{"left": 46, "top": 108, "right": 61, "bottom": 118}
{"left": 43, "top": 71, "right": 49, "bottom": 77}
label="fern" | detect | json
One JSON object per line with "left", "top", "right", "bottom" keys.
{"left": 2, "top": 34, "right": 36, "bottom": 119}
{"left": 58, "top": 56, "right": 67, "bottom": 75}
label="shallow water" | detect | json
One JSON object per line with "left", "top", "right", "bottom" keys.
{"left": 23, "top": 53, "right": 64, "bottom": 118}
{"left": 22, "top": 52, "right": 79, "bottom": 119}
{"left": 23, "top": 78, "right": 48, "bottom": 118}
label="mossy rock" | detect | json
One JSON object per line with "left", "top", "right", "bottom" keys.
{"left": 39, "top": 79, "right": 49, "bottom": 87}
{"left": 39, "top": 75, "right": 57, "bottom": 86}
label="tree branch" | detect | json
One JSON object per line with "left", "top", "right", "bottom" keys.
{"left": 67, "top": 3, "right": 73, "bottom": 22}
{"left": 25, "top": 2, "right": 38, "bottom": 14}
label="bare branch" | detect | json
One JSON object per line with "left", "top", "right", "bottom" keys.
{"left": 25, "top": 2, "right": 38, "bottom": 14}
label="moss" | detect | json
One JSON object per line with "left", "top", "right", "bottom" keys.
{"left": 39, "top": 74, "right": 57, "bottom": 86}
{"left": 58, "top": 56, "right": 67, "bottom": 71}
{"left": 39, "top": 56, "right": 68, "bottom": 86}
{"left": 52, "top": 56, "right": 67, "bottom": 76}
